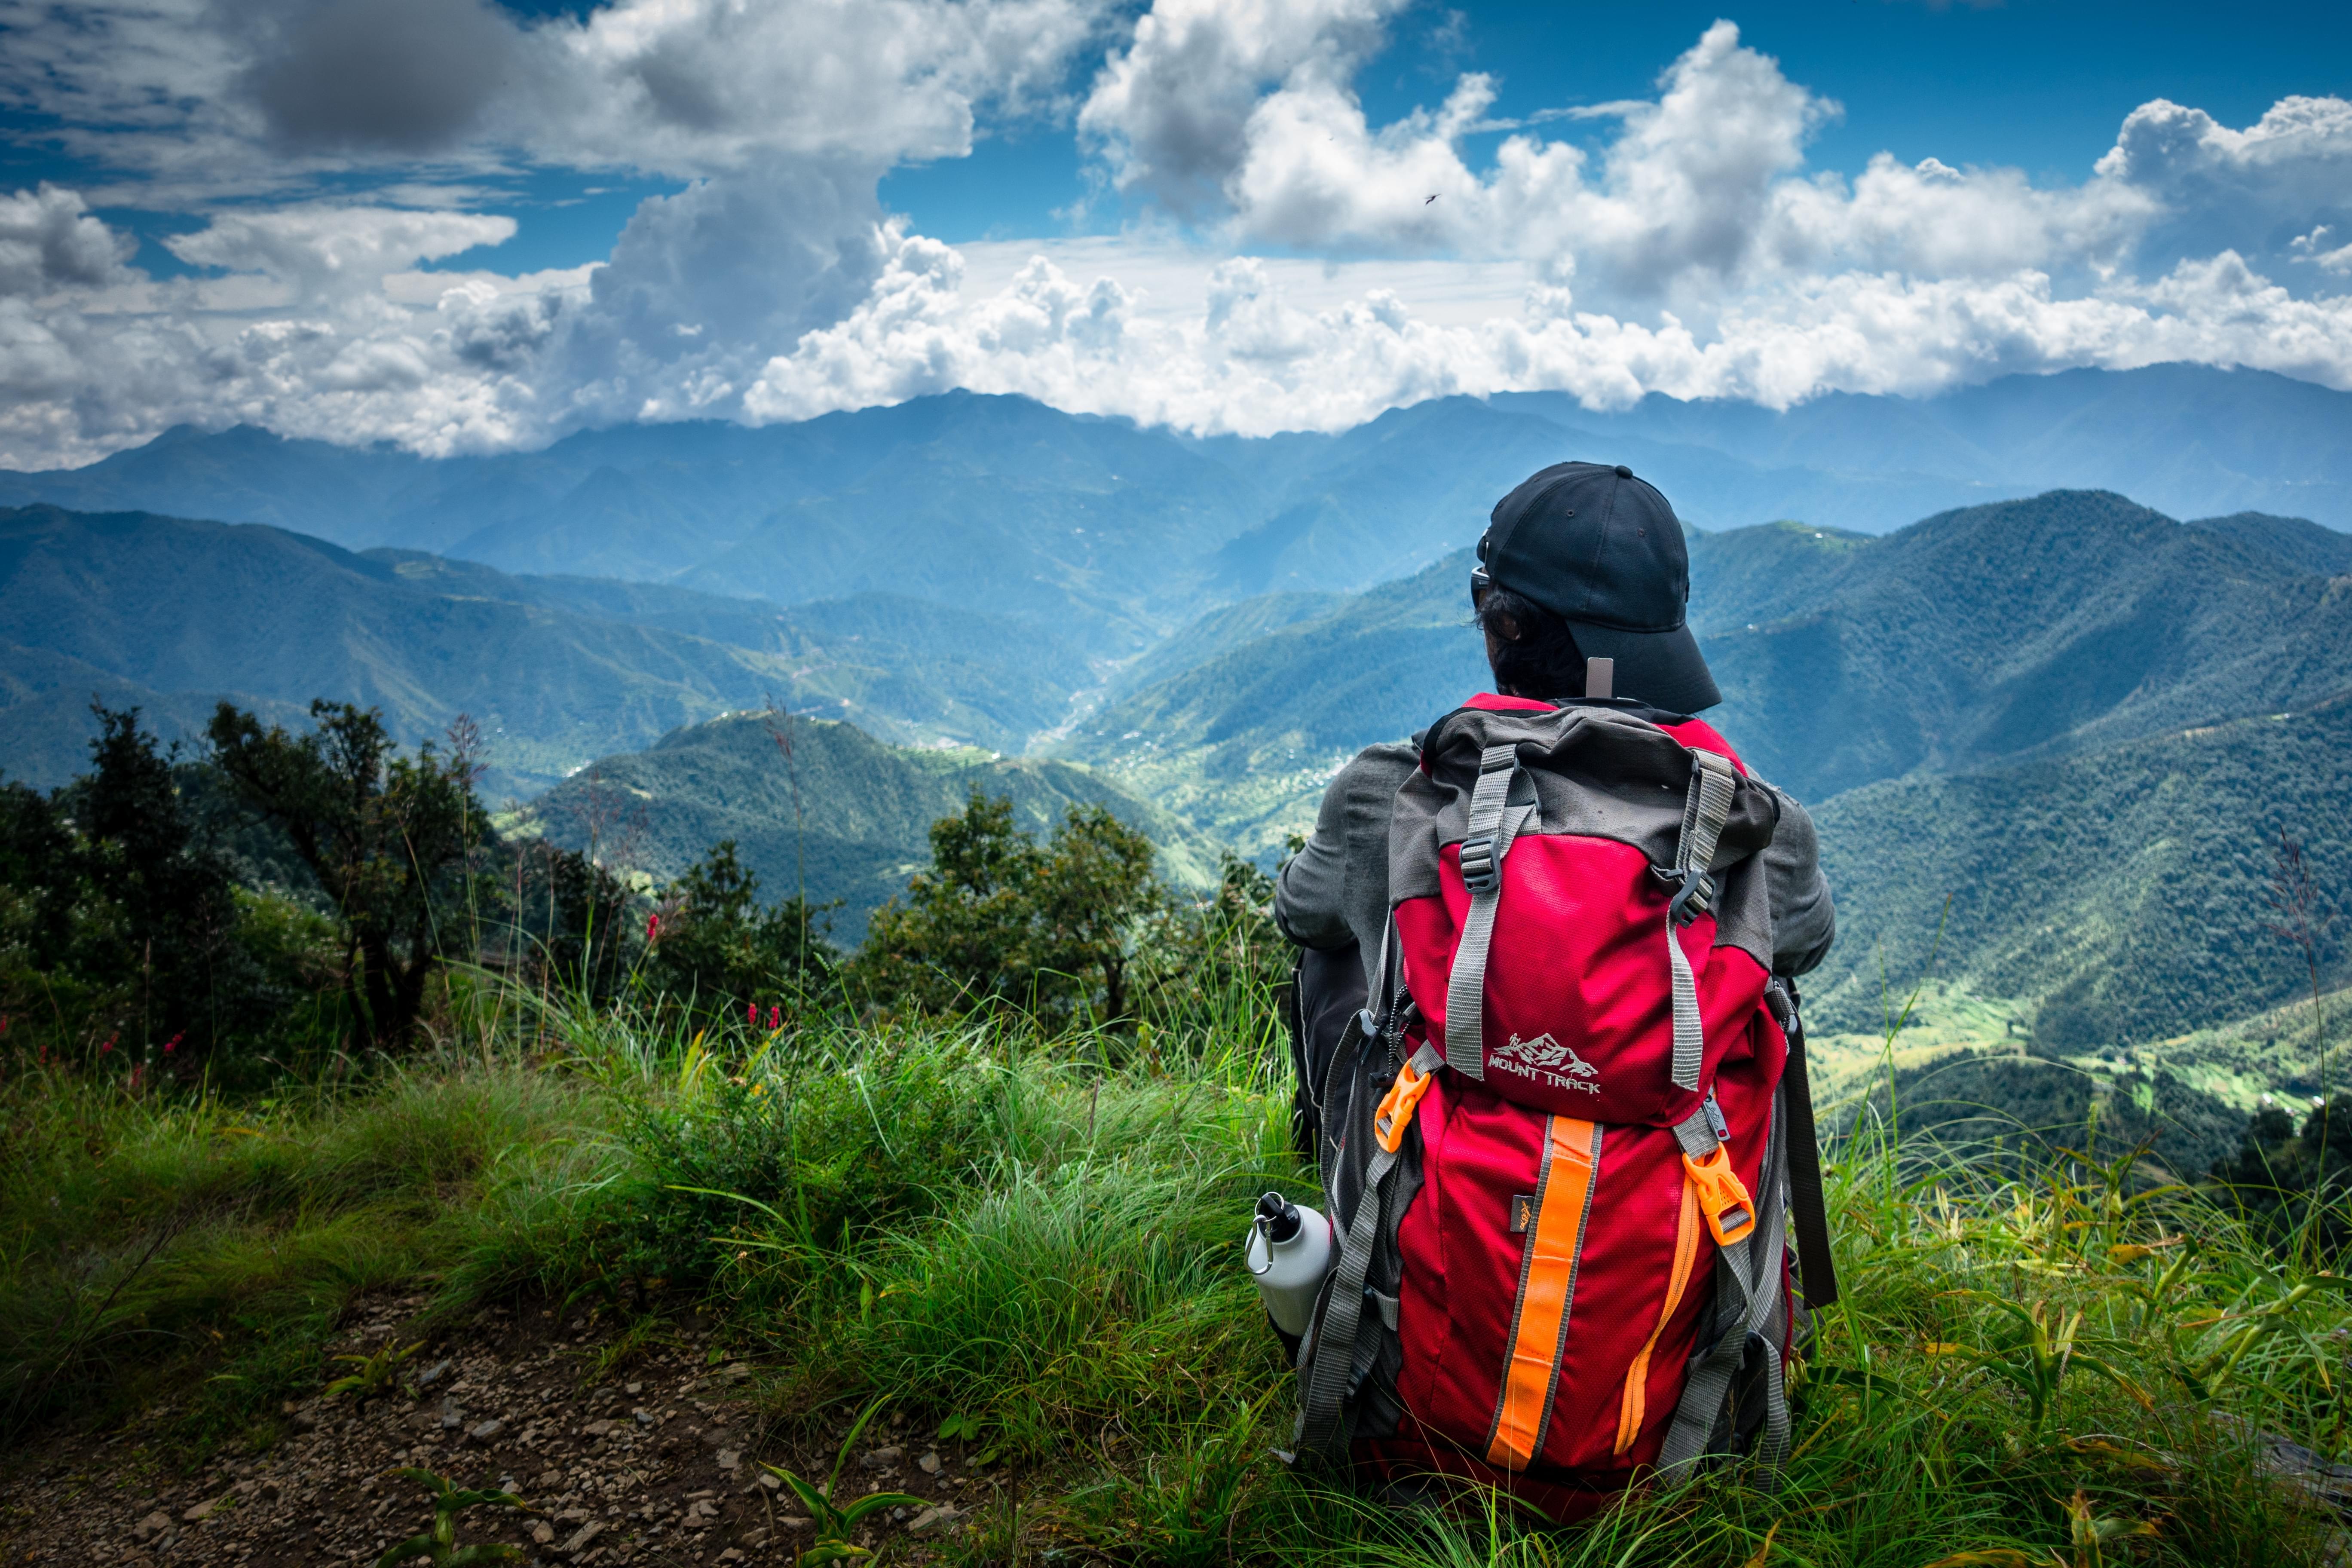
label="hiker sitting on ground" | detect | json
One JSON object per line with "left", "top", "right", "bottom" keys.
{"left": 1273, "top": 461, "right": 1836, "bottom": 1144}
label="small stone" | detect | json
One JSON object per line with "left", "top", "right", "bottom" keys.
{"left": 634, "top": 1409, "right": 655, "bottom": 1427}
{"left": 907, "top": 1505, "right": 967, "bottom": 1538}
{"left": 562, "top": 1519, "right": 607, "bottom": 1553}
{"left": 535, "top": 1469, "right": 565, "bottom": 1491}
{"left": 777, "top": 1516, "right": 813, "bottom": 1532}
{"left": 533, "top": 1522, "right": 556, "bottom": 1545}
{"left": 860, "top": 1446, "right": 903, "bottom": 1470}
{"left": 756, "top": 1473, "right": 781, "bottom": 1491}
{"left": 720, "top": 1362, "right": 752, "bottom": 1382}
{"left": 582, "top": 1420, "right": 616, "bottom": 1438}
{"left": 467, "top": 1418, "right": 506, "bottom": 1445}
{"left": 714, "top": 1449, "right": 740, "bottom": 1470}
{"left": 180, "top": 1500, "right": 217, "bottom": 1523}
{"left": 416, "top": 1359, "right": 454, "bottom": 1387}
{"left": 625, "top": 1382, "right": 643, "bottom": 1395}
{"left": 288, "top": 1409, "right": 318, "bottom": 1433}
{"left": 133, "top": 1511, "right": 173, "bottom": 1541}
{"left": 916, "top": 1451, "right": 941, "bottom": 1476}
{"left": 717, "top": 1552, "right": 745, "bottom": 1564}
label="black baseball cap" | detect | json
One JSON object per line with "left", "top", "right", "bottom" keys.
{"left": 1478, "top": 461, "right": 1720, "bottom": 713}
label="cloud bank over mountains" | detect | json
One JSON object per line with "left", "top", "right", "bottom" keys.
{"left": 1, "top": 0, "right": 2349, "bottom": 467}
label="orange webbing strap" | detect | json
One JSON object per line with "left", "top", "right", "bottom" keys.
{"left": 1484, "top": 1116, "right": 1602, "bottom": 1471}
{"left": 1614, "top": 1173, "right": 1703, "bottom": 1455}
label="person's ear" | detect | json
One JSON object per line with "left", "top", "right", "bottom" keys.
{"left": 1492, "top": 612, "right": 1522, "bottom": 643}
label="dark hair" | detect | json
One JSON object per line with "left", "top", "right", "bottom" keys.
{"left": 1477, "top": 582, "right": 1584, "bottom": 698}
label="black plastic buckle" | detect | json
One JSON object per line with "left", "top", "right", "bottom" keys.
{"left": 1667, "top": 865, "right": 1715, "bottom": 925}
{"left": 1460, "top": 834, "right": 1500, "bottom": 894}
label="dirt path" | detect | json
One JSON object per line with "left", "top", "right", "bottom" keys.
{"left": 0, "top": 1295, "right": 980, "bottom": 1566}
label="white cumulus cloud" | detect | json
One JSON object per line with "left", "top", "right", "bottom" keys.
{"left": 0, "top": 4, "right": 2350, "bottom": 472}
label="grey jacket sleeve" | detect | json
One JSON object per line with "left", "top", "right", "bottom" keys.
{"left": 1759, "top": 782, "right": 1836, "bottom": 977}
{"left": 1275, "top": 742, "right": 1419, "bottom": 984}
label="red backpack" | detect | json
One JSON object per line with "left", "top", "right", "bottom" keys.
{"left": 1288, "top": 695, "right": 1837, "bottom": 1519}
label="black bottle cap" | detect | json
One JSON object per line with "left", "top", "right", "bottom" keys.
{"left": 1256, "top": 1191, "right": 1300, "bottom": 1243}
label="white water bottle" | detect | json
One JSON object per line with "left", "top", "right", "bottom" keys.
{"left": 1246, "top": 1191, "right": 1335, "bottom": 1335}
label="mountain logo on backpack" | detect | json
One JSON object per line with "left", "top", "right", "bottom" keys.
{"left": 1492, "top": 1032, "right": 1602, "bottom": 1093}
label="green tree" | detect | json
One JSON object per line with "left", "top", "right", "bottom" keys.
{"left": 65, "top": 707, "right": 255, "bottom": 1055}
{"left": 0, "top": 776, "right": 80, "bottom": 979}
{"left": 646, "top": 839, "right": 836, "bottom": 1018}
{"left": 207, "top": 701, "right": 487, "bottom": 1049}
{"left": 855, "top": 792, "right": 1164, "bottom": 1026}
{"left": 1032, "top": 803, "right": 1164, "bottom": 1023}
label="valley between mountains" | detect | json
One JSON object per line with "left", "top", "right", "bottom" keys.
{"left": 8, "top": 365, "right": 2352, "bottom": 1133}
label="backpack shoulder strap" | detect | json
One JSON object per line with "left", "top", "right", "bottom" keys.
{"left": 1666, "top": 746, "right": 1740, "bottom": 1091}
{"left": 1767, "top": 976, "right": 1839, "bottom": 1309}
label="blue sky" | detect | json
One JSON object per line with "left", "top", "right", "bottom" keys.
{"left": 0, "top": 0, "right": 2347, "bottom": 468}
{"left": 883, "top": 0, "right": 2352, "bottom": 248}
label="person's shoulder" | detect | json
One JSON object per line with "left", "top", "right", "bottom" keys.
{"left": 1335, "top": 740, "right": 1418, "bottom": 788}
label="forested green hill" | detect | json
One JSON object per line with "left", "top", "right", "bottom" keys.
{"left": 1807, "top": 695, "right": 2352, "bottom": 1046}
{"left": 521, "top": 711, "right": 1219, "bottom": 938}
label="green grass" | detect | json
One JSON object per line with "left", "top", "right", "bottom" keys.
{"left": 4, "top": 988, "right": 2350, "bottom": 1565}
{"left": 0, "top": 1055, "right": 600, "bottom": 1446}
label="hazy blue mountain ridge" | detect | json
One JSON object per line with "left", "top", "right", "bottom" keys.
{"left": 0, "top": 505, "right": 1102, "bottom": 796}
{"left": 4, "top": 368, "right": 2345, "bottom": 662}
{"left": 1492, "top": 364, "right": 2352, "bottom": 528}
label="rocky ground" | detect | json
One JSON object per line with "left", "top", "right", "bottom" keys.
{"left": 0, "top": 1293, "right": 983, "bottom": 1566}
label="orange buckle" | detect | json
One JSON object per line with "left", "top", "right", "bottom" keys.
{"left": 1374, "top": 1056, "right": 1436, "bottom": 1154}
{"left": 1681, "top": 1145, "right": 1756, "bottom": 1246}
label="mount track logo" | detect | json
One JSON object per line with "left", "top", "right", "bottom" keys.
{"left": 1488, "top": 1032, "right": 1603, "bottom": 1095}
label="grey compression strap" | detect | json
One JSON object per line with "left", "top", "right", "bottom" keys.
{"left": 1667, "top": 750, "right": 1739, "bottom": 1093}
{"left": 1443, "top": 744, "right": 1534, "bottom": 1078}
{"left": 1296, "top": 1040, "right": 1443, "bottom": 1464}
{"left": 1656, "top": 1097, "right": 1791, "bottom": 1482}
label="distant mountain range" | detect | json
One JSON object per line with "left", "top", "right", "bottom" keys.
{"left": 523, "top": 711, "right": 1218, "bottom": 940}
{"left": 0, "top": 504, "right": 1094, "bottom": 797}
{"left": 5, "top": 367, "right": 2346, "bottom": 649}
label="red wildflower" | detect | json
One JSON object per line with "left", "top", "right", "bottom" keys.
{"left": 163, "top": 1033, "right": 182, "bottom": 1055}
{"left": 746, "top": 1001, "right": 756, "bottom": 1028}
{"left": 646, "top": 913, "right": 661, "bottom": 943}
{"left": 99, "top": 1036, "right": 115, "bottom": 1055}
{"left": 768, "top": 1004, "right": 781, "bottom": 1029}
